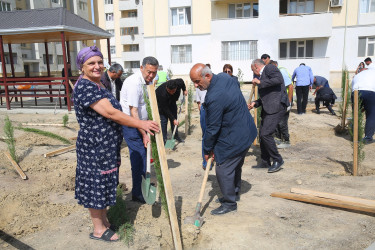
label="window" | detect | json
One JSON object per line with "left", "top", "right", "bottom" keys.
{"left": 106, "top": 13, "right": 114, "bottom": 21}
{"left": 0, "top": 1, "right": 11, "bottom": 11}
{"left": 221, "top": 41, "right": 257, "bottom": 61}
{"left": 120, "top": 27, "right": 138, "bottom": 35}
{"left": 79, "top": 1, "right": 87, "bottom": 10}
{"left": 107, "top": 29, "right": 115, "bottom": 35}
{"left": 105, "top": 0, "right": 112, "bottom": 4}
{"left": 279, "top": 40, "right": 314, "bottom": 59}
{"left": 21, "top": 43, "right": 27, "bottom": 48}
{"left": 128, "top": 11, "right": 137, "bottom": 17}
{"left": 22, "top": 54, "right": 27, "bottom": 59}
{"left": 110, "top": 46, "right": 116, "bottom": 54}
{"left": 43, "top": 54, "right": 54, "bottom": 64}
{"left": 130, "top": 61, "right": 140, "bottom": 68}
{"left": 124, "top": 44, "right": 139, "bottom": 52}
{"left": 228, "top": 3, "right": 258, "bottom": 18}
{"left": 171, "top": 45, "right": 192, "bottom": 64}
{"left": 358, "top": 37, "right": 375, "bottom": 57}
{"left": 2, "top": 53, "right": 18, "bottom": 64}
{"left": 171, "top": 7, "right": 191, "bottom": 26}
{"left": 57, "top": 55, "right": 64, "bottom": 64}
{"left": 360, "top": 0, "right": 375, "bottom": 13}
{"left": 288, "top": 0, "right": 314, "bottom": 14}
{"left": 51, "top": 0, "right": 59, "bottom": 4}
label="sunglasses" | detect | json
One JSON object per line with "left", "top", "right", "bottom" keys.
{"left": 224, "top": 70, "right": 232, "bottom": 73}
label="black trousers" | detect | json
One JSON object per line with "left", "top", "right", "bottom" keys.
{"left": 260, "top": 108, "right": 285, "bottom": 164}
{"left": 275, "top": 110, "right": 290, "bottom": 141}
{"left": 216, "top": 147, "right": 249, "bottom": 209}
{"left": 315, "top": 97, "right": 334, "bottom": 113}
{"left": 296, "top": 85, "right": 309, "bottom": 114}
{"left": 160, "top": 104, "right": 178, "bottom": 143}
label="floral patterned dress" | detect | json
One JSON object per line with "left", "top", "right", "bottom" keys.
{"left": 73, "top": 78, "right": 123, "bottom": 209}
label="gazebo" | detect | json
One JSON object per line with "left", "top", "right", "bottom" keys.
{"left": 0, "top": 7, "right": 112, "bottom": 111}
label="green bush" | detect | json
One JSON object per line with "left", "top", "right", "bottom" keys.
{"left": 62, "top": 114, "right": 69, "bottom": 127}
{"left": 4, "top": 115, "right": 18, "bottom": 163}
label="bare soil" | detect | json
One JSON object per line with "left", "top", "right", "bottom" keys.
{"left": 1, "top": 89, "right": 375, "bottom": 249}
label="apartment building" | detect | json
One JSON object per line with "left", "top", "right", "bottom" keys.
{"left": 0, "top": 0, "right": 92, "bottom": 76}
{"left": 95, "top": 0, "right": 144, "bottom": 71}
{"left": 142, "top": 0, "right": 375, "bottom": 87}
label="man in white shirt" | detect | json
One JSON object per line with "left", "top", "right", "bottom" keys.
{"left": 364, "top": 57, "right": 375, "bottom": 69}
{"left": 120, "top": 56, "right": 159, "bottom": 203}
{"left": 351, "top": 68, "right": 375, "bottom": 144}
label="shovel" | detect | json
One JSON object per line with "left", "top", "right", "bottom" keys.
{"left": 141, "top": 140, "right": 157, "bottom": 205}
{"left": 184, "top": 156, "right": 213, "bottom": 228}
{"left": 165, "top": 96, "right": 185, "bottom": 150}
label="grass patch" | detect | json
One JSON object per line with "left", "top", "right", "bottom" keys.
{"left": 107, "top": 187, "right": 135, "bottom": 245}
{"left": 16, "top": 127, "right": 72, "bottom": 145}
{"left": 4, "top": 115, "right": 19, "bottom": 163}
{"left": 62, "top": 114, "right": 69, "bottom": 127}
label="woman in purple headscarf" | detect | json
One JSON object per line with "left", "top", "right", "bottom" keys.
{"left": 73, "top": 46, "right": 158, "bottom": 242}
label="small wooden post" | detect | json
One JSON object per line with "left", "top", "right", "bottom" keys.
{"left": 4, "top": 152, "right": 27, "bottom": 180}
{"left": 147, "top": 84, "right": 182, "bottom": 250}
{"left": 353, "top": 90, "right": 358, "bottom": 176}
{"left": 253, "top": 85, "right": 258, "bottom": 146}
{"left": 341, "top": 77, "right": 349, "bottom": 128}
{"left": 184, "top": 81, "right": 189, "bottom": 136}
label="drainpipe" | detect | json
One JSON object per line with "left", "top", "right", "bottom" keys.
{"left": 91, "top": 0, "right": 96, "bottom": 44}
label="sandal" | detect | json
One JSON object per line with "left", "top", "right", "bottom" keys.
{"left": 89, "top": 228, "right": 119, "bottom": 242}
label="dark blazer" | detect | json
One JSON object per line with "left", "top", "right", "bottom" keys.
{"left": 156, "top": 79, "right": 186, "bottom": 121}
{"left": 100, "top": 71, "right": 123, "bottom": 101}
{"left": 204, "top": 73, "right": 257, "bottom": 164}
{"left": 254, "top": 64, "right": 289, "bottom": 114}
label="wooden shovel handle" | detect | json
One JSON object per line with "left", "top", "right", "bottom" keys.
{"left": 146, "top": 136, "right": 151, "bottom": 173}
{"left": 247, "top": 84, "right": 256, "bottom": 104}
{"left": 198, "top": 157, "right": 213, "bottom": 203}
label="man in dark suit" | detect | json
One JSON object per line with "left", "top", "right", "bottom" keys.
{"left": 248, "top": 59, "right": 289, "bottom": 173}
{"left": 190, "top": 63, "right": 257, "bottom": 215}
{"left": 100, "top": 63, "right": 123, "bottom": 101}
{"left": 61, "top": 62, "right": 73, "bottom": 105}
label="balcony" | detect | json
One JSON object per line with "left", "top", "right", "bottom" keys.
{"left": 119, "top": 17, "right": 139, "bottom": 28}
{"left": 122, "top": 51, "right": 140, "bottom": 61}
{"left": 121, "top": 35, "right": 141, "bottom": 45}
{"left": 118, "top": 0, "right": 137, "bottom": 11}
{"left": 278, "top": 12, "right": 333, "bottom": 39}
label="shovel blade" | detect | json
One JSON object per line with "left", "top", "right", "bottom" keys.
{"left": 141, "top": 175, "right": 157, "bottom": 205}
{"left": 164, "top": 139, "right": 175, "bottom": 149}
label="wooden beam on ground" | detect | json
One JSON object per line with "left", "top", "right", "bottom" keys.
{"left": 353, "top": 90, "right": 359, "bottom": 176}
{"left": 69, "top": 136, "right": 77, "bottom": 140}
{"left": 147, "top": 84, "right": 182, "bottom": 250}
{"left": 290, "top": 188, "right": 375, "bottom": 207}
{"left": 44, "top": 145, "right": 76, "bottom": 158}
{"left": 271, "top": 192, "right": 375, "bottom": 214}
{"left": 4, "top": 152, "right": 27, "bottom": 180}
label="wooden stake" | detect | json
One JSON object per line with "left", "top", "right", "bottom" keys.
{"left": 253, "top": 85, "right": 258, "bottom": 146}
{"left": 44, "top": 145, "right": 76, "bottom": 158}
{"left": 184, "top": 81, "right": 189, "bottom": 136}
{"left": 4, "top": 152, "right": 27, "bottom": 180}
{"left": 271, "top": 192, "right": 375, "bottom": 214}
{"left": 290, "top": 188, "right": 375, "bottom": 207}
{"left": 353, "top": 90, "right": 358, "bottom": 176}
{"left": 147, "top": 84, "right": 182, "bottom": 250}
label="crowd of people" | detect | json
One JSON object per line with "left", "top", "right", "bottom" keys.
{"left": 71, "top": 45, "right": 374, "bottom": 242}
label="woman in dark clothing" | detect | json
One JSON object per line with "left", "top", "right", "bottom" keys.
{"left": 73, "top": 46, "right": 158, "bottom": 242}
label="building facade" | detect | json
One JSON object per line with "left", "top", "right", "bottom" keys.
{"left": 141, "top": 0, "right": 375, "bottom": 87}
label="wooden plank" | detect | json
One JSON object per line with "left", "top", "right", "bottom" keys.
{"left": 184, "top": 80, "right": 189, "bottom": 136}
{"left": 44, "top": 145, "right": 76, "bottom": 158}
{"left": 4, "top": 152, "right": 27, "bottom": 180}
{"left": 353, "top": 90, "right": 358, "bottom": 176}
{"left": 290, "top": 188, "right": 375, "bottom": 207}
{"left": 147, "top": 84, "right": 182, "bottom": 250}
{"left": 69, "top": 136, "right": 77, "bottom": 140}
{"left": 341, "top": 77, "right": 349, "bottom": 128}
{"left": 271, "top": 192, "right": 375, "bottom": 214}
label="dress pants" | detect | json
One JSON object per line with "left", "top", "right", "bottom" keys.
{"left": 122, "top": 125, "right": 146, "bottom": 198}
{"left": 160, "top": 104, "right": 178, "bottom": 143}
{"left": 260, "top": 108, "right": 285, "bottom": 164}
{"left": 275, "top": 110, "right": 290, "bottom": 141}
{"left": 216, "top": 147, "right": 249, "bottom": 209}
{"left": 296, "top": 85, "right": 310, "bottom": 114}
{"left": 315, "top": 97, "right": 334, "bottom": 114}
{"left": 359, "top": 90, "right": 375, "bottom": 139}
{"left": 200, "top": 106, "right": 208, "bottom": 167}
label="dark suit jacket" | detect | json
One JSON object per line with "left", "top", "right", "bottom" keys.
{"left": 100, "top": 71, "right": 123, "bottom": 101}
{"left": 254, "top": 64, "right": 289, "bottom": 114}
{"left": 204, "top": 73, "right": 257, "bottom": 164}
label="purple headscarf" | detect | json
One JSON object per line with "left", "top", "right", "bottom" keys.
{"left": 76, "top": 46, "right": 103, "bottom": 70}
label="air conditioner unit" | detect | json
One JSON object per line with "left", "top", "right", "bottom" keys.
{"left": 330, "top": 0, "right": 343, "bottom": 7}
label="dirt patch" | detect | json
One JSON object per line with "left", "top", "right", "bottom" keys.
{"left": 0, "top": 91, "right": 375, "bottom": 249}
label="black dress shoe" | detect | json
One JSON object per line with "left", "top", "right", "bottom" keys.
{"left": 132, "top": 195, "right": 146, "bottom": 204}
{"left": 175, "top": 137, "right": 184, "bottom": 143}
{"left": 215, "top": 193, "right": 240, "bottom": 203}
{"left": 210, "top": 205, "right": 237, "bottom": 215}
{"left": 268, "top": 160, "right": 284, "bottom": 173}
{"left": 253, "top": 161, "right": 271, "bottom": 168}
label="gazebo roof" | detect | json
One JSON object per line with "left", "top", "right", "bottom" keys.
{"left": 0, "top": 7, "right": 112, "bottom": 44}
